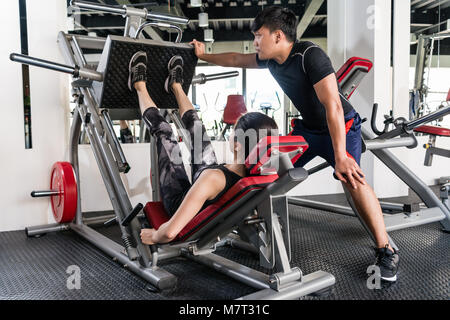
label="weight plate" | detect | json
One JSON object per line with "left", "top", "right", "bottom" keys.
{"left": 50, "top": 162, "right": 77, "bottom": 223}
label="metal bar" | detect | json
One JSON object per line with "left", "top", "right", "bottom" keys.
{"left": 384, "top": 208, "right": 445, "bottom": 232}
{"left": 69, "top": 107, "right": 83, "bottom": 225}
{"left": 307, "top": 161, "right": 330, "bottom": 175}
{"left": 30, "top": 191, "right": 60, "bottom": 198}
{"left": 237, "top": 271, "right": 335, "bottom": 300}
{"left": 71, "top": 0, "right": 125, "bottom": 15}
{"left": 288, "top": 197, "right": 356, "bottom": 216}
{"left": 363, "top": 126, "right": 450, "bottom": 231}
{"left": 10, "top": 53, "right": 77, "bottom": 75}
{"left": 58, "top": 32, "right": 77, "bottom": 67}
{"left": 406, "top": 105, "right": 450, "bottom": 130}
{"left": 25, "top": 223, "right": 70, "bottom": 237}
{"left": 71, "top": 34, "right": 106, "bottom": 50}
{"left": 296, "top": 0, "right": 325, "bottom": 39}
{"left": 82, "top": 214, "right": 116, "bottom": 226}
{"left": 146, "top": 11, "right": 188, "bottom": 25}
{"left": 101, "top": 109, "right": 129, "bottom": 173}
{"left": 70, "top": 224, "right": 177, "bottom": 290}
{"left": 183, "top": 252, "right": 270, "bottom": 290}
{"left": 71, "top": 36, "right": 87, "bottom": 67}
{"left": 365, "top": 136, "right": 417, "bottom": 150}
{"left": 192, "top": 71, "right": 239, "bottom": 85}
{"left": 135, "top": 22, "right": 182, "bottom": 42}
{"left": 78, "top": 91, "right": 143, "bottom": 261}
{"left": 70, "top": 0, "right": 188, "bottom": 25}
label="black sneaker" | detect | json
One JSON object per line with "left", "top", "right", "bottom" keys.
{"left": 374, "top": 246, "right": 399, "bottom": 282}
{"left": 164, "top": 55, "right": 184, "bottom": 93}
{"left": 128, "top": 51, "right": 148, "bottom": 91}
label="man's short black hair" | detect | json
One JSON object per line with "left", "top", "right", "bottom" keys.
{"left": 251, "top": 6, "right": 298, "bottom": 43}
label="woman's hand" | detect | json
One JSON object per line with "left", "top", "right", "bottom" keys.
{"left": 140, "top": 228, "right": 156, "bottom": 245}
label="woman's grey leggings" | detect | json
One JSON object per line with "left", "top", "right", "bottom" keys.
{"left": 142, "top": 107, "right": 217, "bottom": 217}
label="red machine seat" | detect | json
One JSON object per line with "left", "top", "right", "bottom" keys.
{"left": 223, "top": 95, "right": 247, "bottom": 125}
{"left": 144, "top": 136, "right": 309, "bottom": 242}
{"left": 414, "top": 125, "right": 450, "bottom": 137}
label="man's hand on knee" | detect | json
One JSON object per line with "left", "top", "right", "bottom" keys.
{"left": 335, "top": 156, "right": 365, "bottom": 189}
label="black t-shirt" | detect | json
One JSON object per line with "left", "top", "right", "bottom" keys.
{"left": 256, "top": 41, "right": 355, "bottom": 132}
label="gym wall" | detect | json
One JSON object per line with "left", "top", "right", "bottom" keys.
{"left": 0, "top": 0, "right": 69, "bottom": 232}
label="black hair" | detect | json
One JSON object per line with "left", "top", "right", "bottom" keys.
{"left": 233, "top": 112, "right": 279, "bottom": 168}
{"left": 251, "top": 6, "right": 298, "bottom": 43}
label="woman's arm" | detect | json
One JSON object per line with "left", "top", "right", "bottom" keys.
{"left": 141, "top": 169, "right": 226, "bottom": 244}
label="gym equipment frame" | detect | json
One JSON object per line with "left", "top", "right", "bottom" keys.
{"left": 11, "top": 1, "right": 334, "bottom": 299}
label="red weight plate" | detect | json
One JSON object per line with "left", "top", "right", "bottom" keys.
{"left": 50, "top": 162, "right": 77, "bottom": 223}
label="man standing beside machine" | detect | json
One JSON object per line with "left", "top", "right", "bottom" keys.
{"left": 190, "top": 6, "right": 399, "bottom": 283}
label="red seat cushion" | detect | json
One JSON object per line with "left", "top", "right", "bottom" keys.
{"left": 144, "top": 202, "right": 170, "bottom": 230}
{"left": 414, "top": 125, "right": 450, "bottom": 137}
{"left": 144, "top": 174, "right": 278, "bottom": 242}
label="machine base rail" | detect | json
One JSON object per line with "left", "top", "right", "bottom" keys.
{"left": 288, "top": 197, "right": 446, "bottom": 232}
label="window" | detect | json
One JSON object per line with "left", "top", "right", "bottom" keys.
{"left": 246, "top": 68, "right": 284, "bottom": 131}
{"left": 193, "top": 65, "right": 243, "bottom": 137}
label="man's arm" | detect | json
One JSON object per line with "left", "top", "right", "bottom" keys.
{"left": 314, "top": 74, "right": 365, "bottom": 189}
{"left": 190, "top": 39, "right": 260, "bottom": 69}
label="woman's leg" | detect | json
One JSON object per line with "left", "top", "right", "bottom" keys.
{"left": 135, "top": 82, "right": 191, "bottom": 216}
{"left": 171, "top": 83, "right": 218, "bottom": 180}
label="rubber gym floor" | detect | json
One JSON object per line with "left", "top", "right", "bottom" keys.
{"left": 0, "top": 192, "right": 448, "bottom": 300}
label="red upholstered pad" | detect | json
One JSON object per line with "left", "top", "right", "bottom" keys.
{"left": 177, "top": 174, "right": 277, "bottom": 241}
{"left": 144, "top": 201, "right": 170, "bottom": 230}
{"left": 223, "top": 95, "right": 247, "bottom": 125}
{"left": 414, "top": 125, "right": 450, "bottom": 137}
{"left": 245, "top": 136, "right": 309, "bottom": 175}
{"left": 144, "top": 174, "right": 278, "bottom": 242}
{"left": 336, "top": 57, "right": 373, "bottom": 82}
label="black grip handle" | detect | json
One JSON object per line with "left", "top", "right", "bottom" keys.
{"left": 121, "top": 203, "right": 144, "bottom": 227}
{"left": 371, "top": 103, "right": 385, "bottom": 136}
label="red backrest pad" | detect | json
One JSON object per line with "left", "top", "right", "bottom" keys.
{"left": 144, "top": 174, "right": 278, "bottom": 242}
{"left": 245, "top": 136, "right": 309, "bottom": 175}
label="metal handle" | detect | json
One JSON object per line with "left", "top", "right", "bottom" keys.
{"left": 135, "top": 22, "right": 183, "bottom": 43}
{"left": 31, "top": 190, "right": 61, "bottom": 198}
{"left": 378, "top": 104, "right": 450, "bottom": 140}
{"left": 70, "top": 0, "right": 188, "bottom": 25}
{"left": 192, "top": 71, "right": 240, "bottom": 85}
{"left": 121, "top": 203, "right": 144, "bottom": 227}
{"left": 371, "top": 103, "right": 386, "bottom": 136}
{"left": 11, "top": 53, "right": 78, "bottom": 75}
{"left": 10, "top": 53, "right": 103, "bottom": 81}
{"left": 406, "top": 105, "right": 450, "bottom": 131}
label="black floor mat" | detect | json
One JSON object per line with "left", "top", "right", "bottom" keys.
{"left": 0, "top": 205, "right": 448, "bottom": 300}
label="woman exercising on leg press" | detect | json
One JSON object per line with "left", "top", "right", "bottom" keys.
{"left": 127, "top": 51, "right": 278, "bottom": 245}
